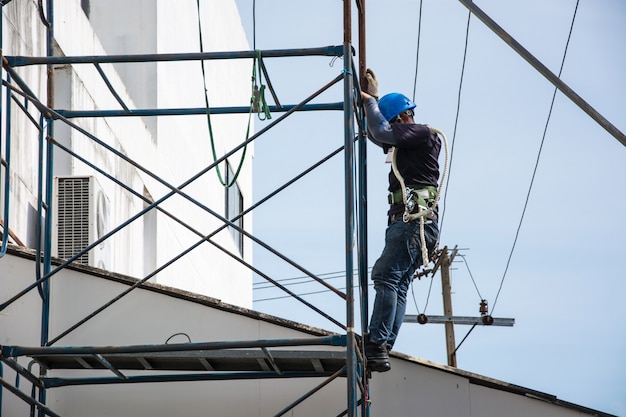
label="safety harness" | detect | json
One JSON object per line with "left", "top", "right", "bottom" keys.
{"left": 389, "top": 127, "right": 449, "bottom": 266}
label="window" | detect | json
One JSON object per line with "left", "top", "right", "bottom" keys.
{"left": 225, "top": 162, "right": 244, "bottom": 256}
{"left": 81, "top": 0, "right": 90, "bottom": 18}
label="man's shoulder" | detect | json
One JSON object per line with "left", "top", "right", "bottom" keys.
{"left": 391, "top": 123, "right": 433, "bottom": 146}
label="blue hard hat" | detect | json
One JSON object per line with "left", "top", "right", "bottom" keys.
{"left": 377, "top": 92, "right": 416, "bottom": 122}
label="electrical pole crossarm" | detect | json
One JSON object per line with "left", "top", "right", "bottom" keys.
{"left": 404, "top": 315, "right": 515, "bottom": 326}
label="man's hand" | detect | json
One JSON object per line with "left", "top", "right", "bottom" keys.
{"left": 362, "top": 68, "right": 379, "bottom": 99}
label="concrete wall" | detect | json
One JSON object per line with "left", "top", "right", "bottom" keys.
{"left": 1, "top": 0, "right": 253, "bottom": 307}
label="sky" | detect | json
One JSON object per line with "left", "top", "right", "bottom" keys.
{"left": 233, "top": 1, "right": 626, "bottom": 415}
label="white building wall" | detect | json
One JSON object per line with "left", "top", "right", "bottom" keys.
{"left": 150, "top": 0, "right": 254, "bottom": 302}
{"left": 1, "top": 0, "right": 253, "bottom": 308}
{"left": 1, "top": 3, "right": 48, "bottom": 248}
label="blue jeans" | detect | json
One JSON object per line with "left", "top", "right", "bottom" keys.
{"left": 368, "top": 217, "right": 439, "bottom": 348}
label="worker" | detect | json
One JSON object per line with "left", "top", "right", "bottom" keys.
{"left": 361, "top": 69, "right": 441, "bottom": 372}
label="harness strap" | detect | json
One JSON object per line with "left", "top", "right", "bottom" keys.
{"left": 388, "top": 185, "right": 438, "bottom": 209}
{"left": 389, "top": 127, "right": 449, "bottom": 267}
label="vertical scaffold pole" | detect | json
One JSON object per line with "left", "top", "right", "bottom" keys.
{"left": 0, "top": 3, "right": 4, "bottom": 258}
{"left": 39, "top": 1, "right": 54, "bottom": 415}
{"left": 356, "top": 1, "right": 369, "bottom": 415}
{"left": 343, "top": 1, "right": 358, "bottom": 416}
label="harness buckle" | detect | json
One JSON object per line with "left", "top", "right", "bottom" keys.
{"left": 405, "top": 187, "right": 416, "bottom": 212}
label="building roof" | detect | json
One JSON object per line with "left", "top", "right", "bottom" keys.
{"left": 5, "top": 245, "right": 617, "bottom": 417}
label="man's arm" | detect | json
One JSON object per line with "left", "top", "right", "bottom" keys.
{"left": 362, "top": 94, "right": 397, "bottom": 148}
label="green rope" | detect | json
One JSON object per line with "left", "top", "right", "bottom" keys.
{"left": 196, "top": 1, "right": 270, "bottom": 188}
{"left": 253, "top": 49, "right": 272, "bottom": 121}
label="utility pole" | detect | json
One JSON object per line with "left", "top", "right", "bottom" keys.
{"left": 404, "top": 245, "right": 515, "bottom": 368}
{"left": 440, "top": 247, "right": 457, "bottom": 367}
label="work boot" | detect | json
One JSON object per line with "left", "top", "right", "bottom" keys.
{"left": 364, "top": 336, "right": 390, "bottom": 372}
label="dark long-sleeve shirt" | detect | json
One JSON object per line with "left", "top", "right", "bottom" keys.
{"left": 363, "top": 97, "right": 441, "bottom": 217}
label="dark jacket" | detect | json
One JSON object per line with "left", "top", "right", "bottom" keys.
{"left": 363, "top": 97, "right": 441, "bottom": 218}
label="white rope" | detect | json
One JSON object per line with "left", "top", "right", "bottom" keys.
{"left": 390, "top": 127, "right": 450, "bottom": 266}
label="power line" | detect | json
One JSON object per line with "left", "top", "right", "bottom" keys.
{"left": 457, "top": 253, "right": 483, "bottom": 300}
{"left": 491, "top": 0, "right": 580, "bottom": 314}
{"left": 409, "top": 8, "right": 472, "bottom": 316}
{"left": 253, "top": 268, "right": 372, "bottom": 290}
{"left": 410, "top": 273, "right": 435, "bottom": 315}
{"left": 411, "top": 0, "right": 424, "bottom": 102}
{"left": 439, "top": 9, "right": 472, "bottom": 238}
{"left": 255, "top": 283, "right": 371, "bottom": 303}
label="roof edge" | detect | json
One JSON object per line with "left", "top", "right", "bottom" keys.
{"left": 7, "top": 245, "right": 615, "bottom": 417}
{"left": 5, "top": 245, "right": 335, "bottom": 338}
{"left": 389, "top": 351, "right": 617, "bottom": 417}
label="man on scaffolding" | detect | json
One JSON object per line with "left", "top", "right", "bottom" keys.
{"left": 361, "top": 70, "right": 442, "bottom": 372}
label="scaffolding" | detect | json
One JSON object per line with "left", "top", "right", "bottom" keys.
{"left": 0, "top": 1, "right": 374, "bottom": 416}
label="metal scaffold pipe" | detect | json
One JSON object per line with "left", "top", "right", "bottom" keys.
{"left": 5, "top": 46, "right": 345, "bottom": 67}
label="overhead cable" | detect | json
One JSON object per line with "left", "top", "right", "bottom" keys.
{"left": 410, "top": 9, "right": 472, "bottom": 316}
{"left": 458, "top": 253, "right": 483, "bottom": 300}
{"left": 491, "top": 0, "right": 580, "bottom": 314}
{"left": 253, "top": 268, "right": 372, "bottom": 290}
{"left": 439, "top": 9, "right": 472, "bottom": 238}
{"left": 411, "top": 0, "right": 424, "bottom": 102}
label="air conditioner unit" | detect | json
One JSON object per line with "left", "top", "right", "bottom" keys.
{"left": 52, "top": 175, "right": 111, "bottom": 270}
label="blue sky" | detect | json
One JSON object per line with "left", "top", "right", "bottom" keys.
{"left": 234, "top": 1, "right": 626, "bottom": 415}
